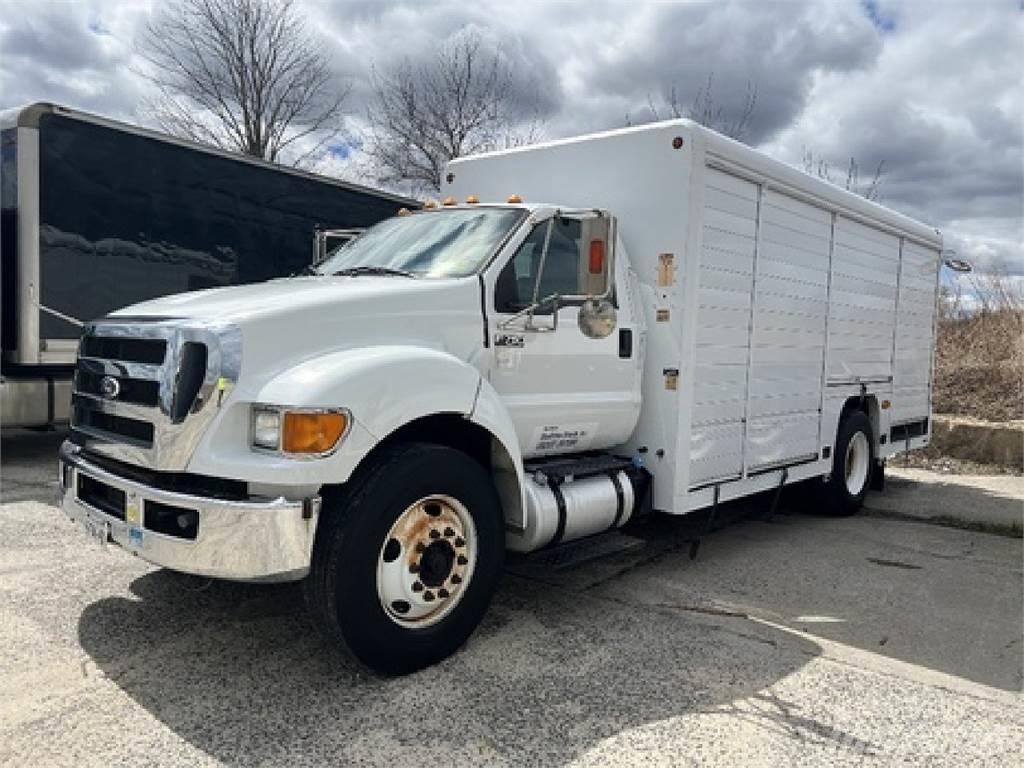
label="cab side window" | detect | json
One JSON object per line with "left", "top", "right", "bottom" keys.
{"left": 494, "top": 218, "right": 582, "bottom": 314}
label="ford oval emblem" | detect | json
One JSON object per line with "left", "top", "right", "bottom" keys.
{"left": 99, "top": 375, "right": 121, "bottom": 399}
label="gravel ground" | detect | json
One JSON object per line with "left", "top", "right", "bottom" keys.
{"left": 890, "top": 446, "right": 1022, "bottom": 476}
{"left": 1, "top": 432, "right": 1022, "bottom": 766}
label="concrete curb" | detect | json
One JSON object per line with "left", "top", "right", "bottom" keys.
{"left": 867, "top": 467, "right": 1023, "bottom": 537}
{"left": 931, "top": 415, "right": 1023, "bottom": 469}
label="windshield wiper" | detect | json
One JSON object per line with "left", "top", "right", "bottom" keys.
{"left": 290, "top": 264, "right": 320, "bottom": 277}
{"left": 330, "top": 265, "right": 416, "bottom": 278}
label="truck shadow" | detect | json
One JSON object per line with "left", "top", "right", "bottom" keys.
{"left": 77, "top": 544, "right": 822, "bottom": 766}
{"left": 76, "top": 481, "right": 1020, "bottom": 763}
{"left": 610, "top": 488, "right": 1023, "bottom": 692}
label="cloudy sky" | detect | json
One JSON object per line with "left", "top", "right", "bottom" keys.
{"left": 0, "top": 0, "right": 1020, "bottom": 279}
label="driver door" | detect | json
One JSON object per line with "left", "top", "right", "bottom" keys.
{"left": 487, "top": 213, "right": 640, "bottom": 458}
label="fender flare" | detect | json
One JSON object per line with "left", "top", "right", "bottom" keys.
{"left": 249, "top": 345, "right": 527, "bottom": 530}
{"left": 258, "top": 344, "right": 480, "bottom": 440}
{"left": 199, "top": 345, "right": 484, "bottom": 487}
{"left": 469, "top": 377, "right": 527, "bottom": 531}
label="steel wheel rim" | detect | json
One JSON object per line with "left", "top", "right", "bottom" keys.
{"left": 376, "top": 494, "right": 477, "bottom": 628}
{"left": 844, "top": 431, "right": 870, "bottom": 495}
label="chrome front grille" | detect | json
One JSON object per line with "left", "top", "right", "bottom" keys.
{"left": 71, "top": 319, "right": 241, "bottom": 470}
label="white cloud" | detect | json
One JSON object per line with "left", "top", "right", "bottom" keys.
{"left": 0, "top": 0, "right": 1020, "bottom": 275}
{"left": 761, "top": 1, "right": 1023, "bottom": 273}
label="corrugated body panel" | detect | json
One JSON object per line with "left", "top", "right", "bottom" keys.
{"left": 892, "top": 241, "right": 939, "bottom": 424}
{"left": 745, "top": 190, "right": 829, "bottom": 469}
{"left": 746, "top": 412, "right": 820, "bottom": 468}
{"left": 827, "top": 217, "right": 900, "bottom": 381}
{"left": 690, "top": 422, "right": 744, "bottom": 485}
{"left": 690, "top": 168, "right": 758, "bottom": 484}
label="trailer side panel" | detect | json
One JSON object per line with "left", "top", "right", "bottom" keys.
{"left": 891, "top": 240, "right": 940, "bottom": 429}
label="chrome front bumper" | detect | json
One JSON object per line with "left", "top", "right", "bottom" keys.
{"left": 59, "top": 441, "right": 320, "bottom": 582}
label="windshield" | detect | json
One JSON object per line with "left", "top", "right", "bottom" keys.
{"left": 315, "top": 208, "right": 525, "bottom": 278}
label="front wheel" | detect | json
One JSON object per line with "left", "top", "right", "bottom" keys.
{"left": 305, "top": 442, "right": 504, "bottom": 675}
{"left": 821, "top": 410, "right": 874, "bottom": 516}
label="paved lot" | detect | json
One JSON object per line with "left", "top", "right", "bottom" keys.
{"left": 871, "top": 466, "right": 1023, "bottom": 534}
{"left": 1, "top": 430, "right": 1021, "bottom": 766}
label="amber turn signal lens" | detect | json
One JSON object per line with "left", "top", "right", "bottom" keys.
{"left": 588, "top": 239, "right": 605, "bottom": 274}
{"left": 282, "top": 411, "right": 347, "bottom": 454}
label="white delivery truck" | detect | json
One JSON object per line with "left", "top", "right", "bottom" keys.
{"left": 59, "top": 120, "right": 942, "bottom": 673}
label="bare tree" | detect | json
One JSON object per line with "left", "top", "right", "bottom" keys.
{"left": 366, "top": 31, "right": 541, "bottom": 191}
{"left": 802, "top": 148, "right": 885, "bottom": 201}
{"left": 641, "top": 73, "right": 758, "bottom": 142}
{"left": 137, "top": 0, "right": 349, "bottom": 166}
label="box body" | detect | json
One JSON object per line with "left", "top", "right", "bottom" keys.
{"left": 448, "top": 120, "right": 942, "bottom": 514}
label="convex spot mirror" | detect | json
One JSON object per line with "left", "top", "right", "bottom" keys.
{"left": 578, "top": 297, "right": 617, "bottom": 338}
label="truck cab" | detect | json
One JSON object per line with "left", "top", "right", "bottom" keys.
{"left": 60, "top": 197, "right": 649, "bottom": 673}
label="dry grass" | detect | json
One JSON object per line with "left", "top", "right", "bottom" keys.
{"left": 933, "top": 309, "right": 1023, "bottom": 422}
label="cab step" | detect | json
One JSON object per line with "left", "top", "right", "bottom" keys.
{"left": 506, "top": 530, "right": 647, "bottom": 574}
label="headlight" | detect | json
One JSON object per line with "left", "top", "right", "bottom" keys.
{"left": 251, "top": 406, "right": 349, "bottom": 456}
{"left": 252, "top": 407, "right": 282, "bottom": 450}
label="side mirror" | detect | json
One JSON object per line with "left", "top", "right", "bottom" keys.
{"left": 529, "top": 295, "right": 560, "bottom": 332}
{"left": 940, "top": 248, "right": 971, "bottom": 273}
{"left": 578, "top": 297, "right": 616, "bottom": 338}
{"left": 497, "top": 293, "right": 560, "bottom": 333}
{"left": 580, "top": 217, "right": 612, "bottom": 297}
{"left": 312, "top": 228, "right": 364, "bottom": 266}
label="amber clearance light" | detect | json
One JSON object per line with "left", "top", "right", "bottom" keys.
{"left": 282, "top": 411, "right": 348, "bottom": 454}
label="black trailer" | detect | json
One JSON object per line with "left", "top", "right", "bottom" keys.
{"left": 0, "top": 103, "right": 415, "bottom": 427}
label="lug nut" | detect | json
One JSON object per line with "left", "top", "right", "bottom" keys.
{"left": 454, "top": 537, "right": 465, "bottom": 548}
{"left": 412, "top": 581, "right": 423, "bottom": 592}
{"left": 409, "top": 563, "right": 419, "bottom": 574}
{"left": 444, "top": 527, "right": 455, "bottom": 537}
{"left": 415, "top": 542, "right": 426, "bottom": 553}
{"left": 457, "top": 555, "right": 468, "bottom": 566}
{"left": 438, "top": 588, "right": 449, "bottom": 598}
{"left": 429, "top": 529, "right": 441, "bottom": 540}
{"left": 423, "top": 591, "right": 435, "bottom": 602}
{"left": 391, "top": 600, "right": 410, "bottom": 614}
{"left": 451, "top": 574, "right": 462, "bottom": 584}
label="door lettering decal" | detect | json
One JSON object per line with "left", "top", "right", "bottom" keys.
{"left": 494, "top": 333, "right": 525, "bottom": 348}
{"left": 530, "top": 423, "right": 599, "bottom": 454}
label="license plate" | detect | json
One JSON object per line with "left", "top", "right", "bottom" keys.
{"left": 81, "top": 512, "right": 110, "bottom": 549}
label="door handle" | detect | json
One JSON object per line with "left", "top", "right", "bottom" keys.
{"left": 618, "top": 328, "right": 633, "bottom": 358}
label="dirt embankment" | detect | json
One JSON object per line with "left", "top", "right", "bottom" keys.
{"left": 932, "top": 310, "right": 1022, "bottom": 422}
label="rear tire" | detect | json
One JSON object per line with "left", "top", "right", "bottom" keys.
{"left": 821, "top": 410, "right": 874, "bottom": 516}
{"left": 304, "top": 442, "right": 504, "bottom": 675}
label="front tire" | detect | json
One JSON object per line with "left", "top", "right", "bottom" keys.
{"left": 822, "top": 410, "right": 874, "bottom": 516}
{"left": 305, "top": 442, "right": 504, "bottom": 675}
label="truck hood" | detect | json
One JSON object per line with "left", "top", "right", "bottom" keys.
{"left": 110, "top": 275, "right": 468, "bottom": 324}
{"left": 108, "top": 275, "right": 486, "bottom": 377}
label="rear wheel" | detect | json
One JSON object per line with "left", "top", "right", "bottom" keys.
{"left": 304, "top": 442, "right": 504, "bottom": 675}
{"left": 822, "top": 410, "right": 874, "bottom": 516}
